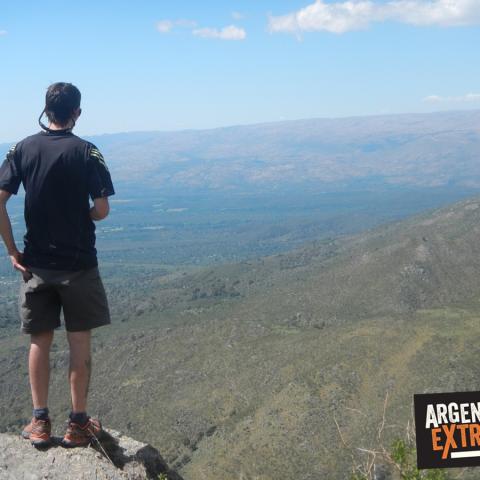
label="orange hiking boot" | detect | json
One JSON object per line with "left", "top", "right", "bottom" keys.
{"left": 21, "top": 417, "right": 52, "bottom": 447}
{"left": 61, "top": 417, "right": 103, "bottom": 448}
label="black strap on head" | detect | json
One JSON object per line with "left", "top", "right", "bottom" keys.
{"left": 38, "top": 108, "right": 74, "bottom": 134}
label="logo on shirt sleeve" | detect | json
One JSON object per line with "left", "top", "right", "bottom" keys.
{"left": 89, "top": 146, "right": 109, "bottom": 172}
{"left": 5, "top": 144, "right": 17, "bottom": 161}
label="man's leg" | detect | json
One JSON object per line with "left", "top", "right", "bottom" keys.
{"left": 22, "top": 330, "right": 54, "bottom": 445}
{"left": 29, "top": 330, "right": 54, "bottom": 409}
{"left": 67, "top": 330, "right": 92, "bottom": 415}
{"left": 63, "top": 329, "right": 104, "bottom": 447}
{"left": 60, "top": 267, "right": 108, "bottom": 446}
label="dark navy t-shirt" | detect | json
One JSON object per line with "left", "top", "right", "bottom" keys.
{"left": 0, "top": 130, "right": 115, "bottom": 270}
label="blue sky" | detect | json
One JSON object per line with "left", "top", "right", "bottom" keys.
{"left": 0, "top": 0, "right": 479, "bottom": 143}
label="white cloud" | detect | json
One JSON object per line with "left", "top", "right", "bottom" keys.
{"left": 193, "top": 24, "right": 246, "bottom": 40}
{"left": 156, "top": 20, "right": 173, "bottom": 33}
{"left": 423, "top": 95, "right": 443, "bottom": 103}
{"left": 268, "top": 0, "right": 480, "bottom": 34}
{"left": 156, "top": 19, "right": 246, "bottom": 41}
{"left": 0, "top": 30, "right": 7, "bottom": 36}
{"left": 156, "top": 19, "right": 197, "bottom": 34}
{"left": 423, "top": 93, "right": 480, "bottom": 103}
{"left": 465, "top": 93, "right": 480, "bottom": 101}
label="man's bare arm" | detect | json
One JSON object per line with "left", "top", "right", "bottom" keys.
{"left": 0, "top": 189, "right": 29, "bottom": 276}
{"left": 90, "top": 197, "right": 110, "bottom": 221}
{"left": 0, "top": 190, "right": 17, "bottom": 254}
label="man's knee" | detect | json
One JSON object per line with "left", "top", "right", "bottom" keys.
{"left": 67, "top": 330, "right": 92, "bottom": 362}
{"left": 67, "top": 330, "right": 91, "bottom": 345}
{"left": 30, "top": 330, "right": 54, "bottom": 348}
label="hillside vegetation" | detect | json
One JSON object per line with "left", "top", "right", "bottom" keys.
{"left": 2, "top": 196, "right": 480, "bottom": 478}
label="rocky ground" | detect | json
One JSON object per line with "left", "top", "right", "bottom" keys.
{"left": 0, "top": 428, "right": 182, "bottom": 480}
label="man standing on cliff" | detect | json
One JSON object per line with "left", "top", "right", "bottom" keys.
{"left": 0, "top": 82, "right": 115, "bottom": 448}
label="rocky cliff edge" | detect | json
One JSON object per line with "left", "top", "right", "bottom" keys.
{"left": 0, "top": 429, "right": 183, "bottom": 480}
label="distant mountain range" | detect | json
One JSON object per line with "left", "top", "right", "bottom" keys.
{"left": 3, "top": 194, "right": 480, "bottom": 478}
{"left": 94, "top": 109, "right": 480, "bottom": 191}
{"left": 2, "top": 110, "right": 480, "bottom": 192}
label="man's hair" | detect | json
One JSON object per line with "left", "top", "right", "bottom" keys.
{"left": 44, "top": 82, "right": 81, "bottom": 126}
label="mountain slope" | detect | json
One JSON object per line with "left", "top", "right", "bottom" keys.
{"left": 3, "top": 196, "right": 480, "bottom": 478}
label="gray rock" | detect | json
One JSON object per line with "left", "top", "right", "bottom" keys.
{"left": 0, "top": 428, "right": 181, "bottom": 480}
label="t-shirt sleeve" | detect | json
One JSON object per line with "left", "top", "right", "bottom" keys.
{"left": 0, "top": 144, "right": 22, "bottom": 195}
{"left": 86, "top": 144, "right": 115, "bottom": 200}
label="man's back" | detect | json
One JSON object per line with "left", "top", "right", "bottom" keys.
{"left": 0, "top": 130, "right": 114, "bottom": 270}
{"left": 0, "top": 82, "right": 114, "bottom": 449}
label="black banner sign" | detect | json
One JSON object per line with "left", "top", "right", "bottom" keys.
{"left": 414, "top": 391, "right": 480, "bottom": 469}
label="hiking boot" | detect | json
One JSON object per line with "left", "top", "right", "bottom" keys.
{"left": 61, "top": 417, "right": 103, "bottom": 447}
{"left": 21, "top": 417, "right": 52, "bottom": 447}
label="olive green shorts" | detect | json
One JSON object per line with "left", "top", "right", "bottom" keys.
{"left": 19, "top": 266, "right": 111, "bottom": 334}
